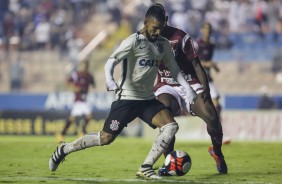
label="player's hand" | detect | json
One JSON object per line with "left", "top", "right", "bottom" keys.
{"left": 106, "top": 80, "right": 120, "bottom": 92}
{"left": 184, "top": 87, "right": 197, "bottom": 104}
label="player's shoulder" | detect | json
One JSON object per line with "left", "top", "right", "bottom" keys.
{"left": 168, "top": 25, "right": 187, "bottom": 38}
{"left": 157, "top": 35, "right": 170, "bottom": 43}
{"left": 123, "top": 33, "right": 139, "bottom": 43}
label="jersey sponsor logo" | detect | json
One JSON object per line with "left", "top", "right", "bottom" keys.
{"left": 138, "top": 41, "right": 147, "bottom": 49}
{"left": 110, "top": 120, "right": 120, "bottom": 131}
{"left": 139, "top": 59, "right": 159, "bottom": 67}
{"left": 161, "top": 77, "right": 178, "bottom": 84}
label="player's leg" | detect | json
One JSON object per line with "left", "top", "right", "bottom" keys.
{"left": 49, "top": 100, "right": 134, "bottom": 172}
{"left": 80, "top": 102, "right": 92, "bottom": 136}
{"left": 137, "top": 100, "right": 178, "bottom": 179}
{"left": 49, "top": 130, "right": 117, "bottom": 171}
{"left": 155, "top": 86, "right": 183, "bottom": 157}
{"left": 58, "top": 115, "right": 75, "bottom": 141}
{"left": 82, "top": 115, "right": 91, "bottom": 135}
{"left": 157, "top": 93, "right": 180, "bottom": 157}
{"left": 59, "top": 102, "right": 83, "bottom": 140}
{"left": 209, "top": 82, "right": 222, "bottom": 120}
{"left": 190, "top": 92, "right": 227, "bottom": 174}
{"left": 142, "top": 108, "right": 178, "bottom": 165}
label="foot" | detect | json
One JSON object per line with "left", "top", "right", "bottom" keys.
{"left": 136, "top": 165, "right": 162, "bottom": 179}
{"left": 56, "top": 134, "right": 64, "bottom": 142}
{"left": 49, "top": 142, "right": 67, "bottom": 171}
{"left": 158, "top": 165, "right": 172, "bottom": 176}
{"left": 208, "top": 146, "right": 228, "bottom": 174}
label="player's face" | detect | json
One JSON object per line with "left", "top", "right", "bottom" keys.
{"left": 200, "top": 23, "right": 211, "bottom": 40}
{"left": 144, "top": 17, "right": 165, "bottom": 42}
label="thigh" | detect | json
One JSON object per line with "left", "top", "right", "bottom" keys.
{"left": 191, "top": 92, "right": 219, "bottom": 121}
{"left": 140, "top": 99, "right": 167, "bottom": 129}
{"left": 155, "top": 85, "right": 182, "bottom": 116}
{"left": 151, "top": 108, "right": 175, "bottom": 128}
{"left": 157, "top": 93, "right": 180, "bottom": 116}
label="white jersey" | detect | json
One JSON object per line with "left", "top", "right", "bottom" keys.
{"left": 110, "top": 32, "right": 181, "bottom": 100}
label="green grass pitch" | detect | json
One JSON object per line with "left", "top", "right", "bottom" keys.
{"left": 0, "top": 135, "right": 281, "bottom": 184}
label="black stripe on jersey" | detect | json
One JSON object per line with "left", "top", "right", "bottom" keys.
{"left": 117, "top": 58, "right": 127, "bottom": 100}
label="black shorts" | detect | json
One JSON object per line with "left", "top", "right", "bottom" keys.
{"left": 102, "top": 99, "right": 166, "bottom": 135}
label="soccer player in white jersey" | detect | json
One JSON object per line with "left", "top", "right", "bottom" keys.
{"left": 49, "top": 5, "right": 196, "bottom": 179}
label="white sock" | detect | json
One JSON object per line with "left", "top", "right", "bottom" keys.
{"left": 142, "top": 122, "right": 178, "bottom": 166}
{"left": 63, "top": 132, "right": 101, "bottom": 154}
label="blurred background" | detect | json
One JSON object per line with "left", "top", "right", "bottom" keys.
{"left": 0, "top": 0, "right": 281, "bottom": 141}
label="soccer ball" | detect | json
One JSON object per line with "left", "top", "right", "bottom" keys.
{"left": 164, "top": 150, "right": 192, "bottom": 176}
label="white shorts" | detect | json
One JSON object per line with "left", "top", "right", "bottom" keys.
{"left": 154, "top": 83, "right": 204, "bottom": 114}
{"left": 70, "top": 101, "right": 92, "bottom": 117}
{"left": 209, "top": 82, "right": 219, "bottom": 99}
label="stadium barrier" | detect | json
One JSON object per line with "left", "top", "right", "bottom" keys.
{"left": 0, "top": 92, "right": 281, "bottom": 140}
{"left": 143, "top": 110, "right": 282, "bottom": 142}
{"left": 1, "top": 109, "right": 281, "bottom": 141}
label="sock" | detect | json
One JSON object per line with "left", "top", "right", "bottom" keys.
{"left": 82, "top": 118, "right": 90, "bottom": 134}
{"left": 163, "top": 136, "right": 175, "bottom": 158}
{"left": 142, "top": 122, "right": 178, "bottom": 166}
{"left": 210, "top": 132, "right": 223, "bottom": 157}
{"left": 63, "top": 132, "right": 101, "bottom": 154}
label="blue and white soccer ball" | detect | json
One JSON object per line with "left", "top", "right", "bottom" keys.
{"left": 164, "top": 150, "right": 192, "bottom": 176}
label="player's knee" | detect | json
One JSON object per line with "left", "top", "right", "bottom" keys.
{"left": 160, "top": 122, "right": 179, "bottom": 135}
{"left": 100, "top": 132, "right": 115, "bottom": 145}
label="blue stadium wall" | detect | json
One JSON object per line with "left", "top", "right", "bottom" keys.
{"left": 0, "top": 92, "right": 281, "bottom": 111}
{"left": 0, "top": 93, "right": 281, "bottom": 135}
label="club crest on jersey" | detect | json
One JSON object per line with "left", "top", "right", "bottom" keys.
{"left": 110, "top": 120, "right": 120, "bottom": 131}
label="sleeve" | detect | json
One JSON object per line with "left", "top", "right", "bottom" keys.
{"left": 182, "top": 34, "right": 198, "bottom": 61}
{"left": 105, "top": 35, "right": 135, "bottom": 90}
{"left": 162, "top": 40, "right": 194, "bottom": 92}
{"left": 109, "top": 34, "right": 134, "bottom": 63}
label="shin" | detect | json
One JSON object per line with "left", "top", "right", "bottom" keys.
{"left": 142, "top": 122, "right": 179, "bottom": 166}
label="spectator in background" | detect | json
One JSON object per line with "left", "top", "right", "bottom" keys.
{"left": 34, "top": 17, "right": 51, "bottom": 50}
{"left": 271, "top": 48, "right": 282, "bottom": 74}
{"left": 66, "top": 28, "right": 84, "bottom": 65}
{"left": 3, "top": 12, "right": 16, "bottom": 53}
{"left": 258, "top": 85, "right": 277, "bottom": 109}
{"left": 9, "top": 55, "right": 25, "bottom": 91}
{"left": 58, "top": 59, "right": 96, "bottom": 141}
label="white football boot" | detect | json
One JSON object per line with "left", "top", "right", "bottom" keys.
{"left": 136, "top": 165, "right": 162, "bottom": 179}
{"left": 49, "top": 142, "right": 67, "bottom": 171}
